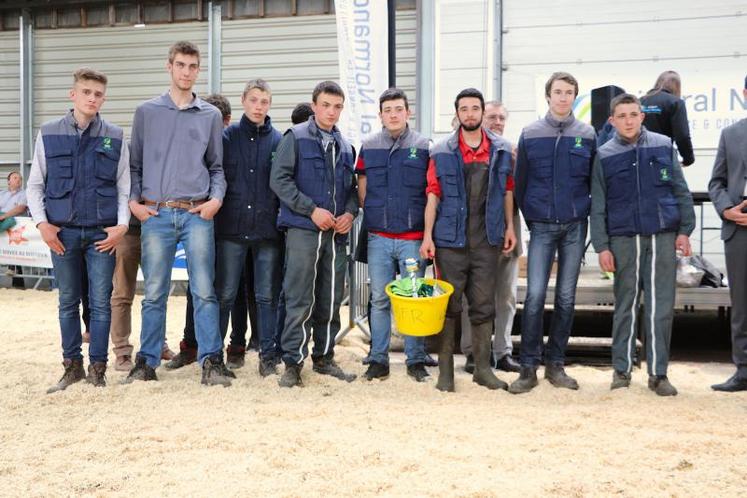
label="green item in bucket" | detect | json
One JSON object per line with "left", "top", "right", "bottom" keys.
{"left": 389, "top": 278, "right": 434, "bottom": 298}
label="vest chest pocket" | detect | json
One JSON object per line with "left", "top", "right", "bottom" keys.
{"left": 569, "top": 148, "right": 591, "bottom": 177}
{"left": 299, "top": 150, "right": 327, "bottom": 195}
{"left": 530, "top": 159, "right": 553, "bottom": 179}
{"left": 651, "top": 156, "right": 673, "bottom": 186}
{"left": 403, "top": 159, "right": 427, "bottom": 188}
{"left": 95, "top": 146, "right": 120, "bottom": 182}
{"left": 46, "top": 150, "right": 73, "bottom": 179}
{"left": 364, "top": 161, "right": 387, "bottom": 190}
{"left": 441, "top": 174, "right": 460, "bottom": 197}
{"left": 604, "top": 162, "right": 633, "bottom": 200}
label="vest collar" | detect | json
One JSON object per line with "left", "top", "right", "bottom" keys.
{"left": 64, "top": 109, "right": 101, "bottom": 136}
{"left": 240, "top": 114, "right": 273, "bottom": 136}
{"left": 544, "top": 111, "right": 576, "bottom": 130}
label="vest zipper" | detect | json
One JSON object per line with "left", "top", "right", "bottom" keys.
{"left": 552, "top": 129, "right": 562, "bottom": 222}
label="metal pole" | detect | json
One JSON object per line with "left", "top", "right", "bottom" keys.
{"left": 493, "top": 0, "right": 503, "bottom": 100}
{"left": 207, "top": 1, "right": 222, "bottom": 94}
{"left": 19, "top": 10, "right": 33, "bottom": 185}
{"left": 415, "top": 0, "right": 435, "bottom": 136}
{"left": 387, "top": 0, "right": 396, "bottom": 88}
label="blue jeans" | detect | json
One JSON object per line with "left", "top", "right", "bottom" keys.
{"left": 214, "top": 238, "right": 282, "bottom": 360}
{"left": 51, "top": 226, "right": 115, "bottom": 363}
{"left": 138, "top": 208, "right": 223, "bottom": 368}
{"left": 520, "top": 220, "right": 587, "bottom": 367}
{"left": 367, "top": 233, "right": 427, "bottom": 366}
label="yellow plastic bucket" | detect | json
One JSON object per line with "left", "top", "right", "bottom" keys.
{"left": 385, "top": 278, "right": 454, "bottom": 336}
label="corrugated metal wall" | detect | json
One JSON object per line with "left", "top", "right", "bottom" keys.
{"left": 0, "top": 30, "right": 20, "bottom": 173}
{"left": 221, "top": 10, "right": 416, "bottom": 132}
{"left": 501, "top": 0, "right": 747, "bottom": 269}
{"left": 33, "top": 22, "right": 209, "bottom": 140}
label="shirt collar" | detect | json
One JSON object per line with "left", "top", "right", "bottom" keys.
{"left": 160, "top": 91, "right": 202, "bottom": 110}
{"left": 544, "top": 111, "right": 576, "bottom": 129}
{"left": 458, "top": 128, "right": 489, "bottom": 157}
{"left": 64, "top": 109, "right": 100, "bottom": 134}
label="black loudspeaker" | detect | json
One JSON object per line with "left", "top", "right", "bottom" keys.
{"left": 591, "top": 85, "right": 625, "bottom": 132}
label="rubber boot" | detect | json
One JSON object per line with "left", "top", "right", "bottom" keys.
{"left": 471, "top": 321, "right": 508, "bottom": 390}
{"left": 436, "top": 317, "right": 456, "bottom": 392}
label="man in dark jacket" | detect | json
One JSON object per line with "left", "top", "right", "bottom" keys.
{"left": 270, "top": 80, "right": 358, "bottom": 388}
{"left": 212, "top": 80, "right": 284, "bottom": 377}
{"left": 640, "top": 70, "right": 695, "bottom": 167}
{"left": 591, "top": 93, "right": 694, "bottom": 396}
{"left": 420, "top": 88, "right": 517, "bottom": 393}
{"left": 512, "top": 71, "right": 597, "bottom": 394}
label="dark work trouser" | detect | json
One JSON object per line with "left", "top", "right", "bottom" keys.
{"left": 610, "top": 232, "right": 676, "bottom": 377}
{"left": 280, "top": 228, "right": 347, "bottom": 366}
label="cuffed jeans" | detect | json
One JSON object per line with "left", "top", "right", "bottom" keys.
{"left": 367, "top": 233, "right": 426, "bottom": 366}
{"left": 137, "top": 208, "right": 223, "bottom": 368}
{"left": 520, "top": 220, "right": 587, "bottom": 367}
{"left": 51, "top": 226, "right": 115, "bottom": 363}
{"left": 214, "top": 238, "right": 282, "bottom": 360}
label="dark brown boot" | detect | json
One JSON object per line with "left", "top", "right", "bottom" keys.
{"left": 436, "top": 317, "right": 456, "bottom": 392}
{"left": 164, "top": 340, "right": 197, "bottom": 370}
{"left": 471, "top": 321, "right": 508, "bottom": 390}
{"left": 86, "top": 361, "right": 107, "bottom": 387}
{"left": 47, "top": 359, "right": 85, "bottom": 394}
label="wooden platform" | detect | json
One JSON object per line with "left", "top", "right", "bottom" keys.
{"left": 517, "top": 266, "right": 731, "bottom": 311}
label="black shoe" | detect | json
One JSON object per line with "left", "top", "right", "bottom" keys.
{"left": 648, "top": 375, "right": 677, "bottom": 396}
{"left": 121, "top": 355, "right": 158, "bottom": 384}
{"left": 312, "top": 356, "right": 357, "bottom": 382}
{"left": 463, "top": 354, "right": 475, "bottom": 374}
{"left": 711, "top": 373, "right": 747, "bottom": 392}
{"left": 279, "top": 364, "right": 303, "bottom": 388}
{"left": 226, "top": 345, "right": 246, "bottom": 370}
{"left": 364, "top": 362, "right": 390, "bottom": 381}
{"left": 545, "top": 364, "right": 580, "bottom": 390}
{"left": 423, "top": 353, "right": 438, "bottom": 367}
{"left": 508, "top": 366, "right": 539, "bottom": 394}
{"left": 407, "top": 363, "right": 430, "bottom": 383}
{"left": 259, "top": 356, "right": 279, "bottom": 377}
{"left": 86, "top": 362, "right": 107, "bottom": 388}
{"left": 247, "top": 335, "right": 260, "bottom": 352}
{"left": 493, "top": 354, "right": 521, "bottom": 373}
{"left": 47, "top": 359, "right": 85, "bottom": 394}
{"left": 201, "top": 355, "right": 232, "bottom": 387}
{"left": 610, "top": 370, "right": 631, "bottom": 390}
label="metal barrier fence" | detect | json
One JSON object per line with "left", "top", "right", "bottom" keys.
{"left": 337, "top": 214, "right": 370, "bottom": 342}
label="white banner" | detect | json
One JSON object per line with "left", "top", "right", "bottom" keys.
{"left": 0, "top": 216, "right": 53, "bottom": 268}
{"left": 334, "top": 0, "right": 389, "bottom": 150}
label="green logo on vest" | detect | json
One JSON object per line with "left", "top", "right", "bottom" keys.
{"left": 574, "top": 137, "right": 583, "bottom": 148}
{"left": 408, "top": 147, "right": 418, "bottom": 159}
{"left": 102, "top": 137, "right": 112, "bottom": 150}
{"left": 660, "top": 168, "right": 670, "bottom": 181}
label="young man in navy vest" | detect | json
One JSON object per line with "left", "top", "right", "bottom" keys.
{"left": 591, "top": 93, "right": 694, "bottom": 396}
{"left": 125, "top": 41, "right": 231, "bottom": 387}
{"left": 26, "top": 68, "right": 131, "bottom": 393}
{"left": 270, "top": 81, "right": 358, "bottom": 387}
{"left": 511, "top": 72, "right": 596, "bottom": 394}
{"left": 356, "top": 88, "right": 430, "bottom": 382}
{"left": 213, "top": 80, "right": 284, "bottom": 377}
{"left": 420, "top": 88, "right": 517, "bottom": 393}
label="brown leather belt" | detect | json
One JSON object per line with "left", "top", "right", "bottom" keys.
{"left": 142, "top": 199, "right": 207, "bottom": 210}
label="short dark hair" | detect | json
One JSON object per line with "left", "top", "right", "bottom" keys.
{"left": 545, "top": 71, "right": 579, "bottom": 98}
{"left": 168, "top": 41, "right": 200, "bottom": 64}
{"left": 609, "top": 93, "right": 641, "bottom": 115}
{"left": 379, "top": 87, "right": 409, "bottom": 111}
{"left": 312, "top": 80, "right": 345, "bottom": 103}
{"left": 454, "top": 88, "right": 484, "bottom": 111}
{"left": 203, "top": 94, "right": 231, "bottom": 120}
{"left": 291, "top": 102, "right": 314, "bottom": 125}
{"left": 73, "top": 67, "right": 107, "bottom": 86}
{"left": 7, "top": 171, "right": 19, "bottom": 181}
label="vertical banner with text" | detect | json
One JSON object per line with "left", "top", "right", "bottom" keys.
{"left": 334, "top": 0, "right": 389, "bottom": 151}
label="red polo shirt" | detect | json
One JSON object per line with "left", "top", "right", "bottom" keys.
{"left": 426, "top": 129, "right": 514, "bottom": 198}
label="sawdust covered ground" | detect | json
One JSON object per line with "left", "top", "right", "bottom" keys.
{"left": 0, "top": 288, "right": 745, "bottom": 497}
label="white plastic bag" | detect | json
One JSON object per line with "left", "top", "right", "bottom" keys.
{"left": 676, "top": 256, "right": 704, "bottom": 288}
